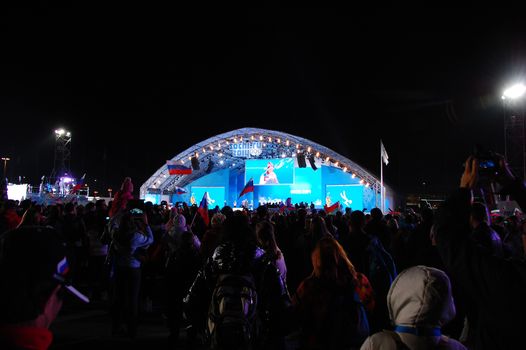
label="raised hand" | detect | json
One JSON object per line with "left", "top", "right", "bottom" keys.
{"left": 460, "top": 156, "right": 478, "bottom": 189}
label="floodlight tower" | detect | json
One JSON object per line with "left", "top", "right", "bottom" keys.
{"left": 502, "top": 83, "right": 526, "bottom": 179}
{"left": 49, "top": 128, "right": 72, "bottom": 182}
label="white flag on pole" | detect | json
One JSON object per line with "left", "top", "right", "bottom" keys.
{"left": 381, "top": 140, "right": 389, "bottom": 165}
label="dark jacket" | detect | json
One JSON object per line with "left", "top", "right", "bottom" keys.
{"left": 365, "top": 219, "right": 392, "bottom": 253}
{"left": 436, "top": 184, "right": 526, "bottom": 350}
{"left": 470, "top": 222, "right": 504, "bottom": 257}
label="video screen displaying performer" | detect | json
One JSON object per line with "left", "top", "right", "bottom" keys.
{"left": 245, "top": 158, "right": 294, "bottom": 185}
{"left": 259, "top": 161, "right": 279, "bottom": 184}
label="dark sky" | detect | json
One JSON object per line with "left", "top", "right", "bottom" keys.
{"left": 1, "top": 6, "right": 526, "bottom": 196}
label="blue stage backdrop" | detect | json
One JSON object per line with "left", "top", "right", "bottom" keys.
{"left": 190, "top": 186, "right": 225, "bottom": 209}
{"left": 166, "top": 159, "right": 380, "bottom": 211}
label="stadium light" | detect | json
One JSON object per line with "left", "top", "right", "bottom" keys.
{"left": 502, "top": 83, "right": 526, "bottom": 100}
{"left": 1, "top": 157, "right": 10, "bottom": 178}
{"left": 54, "top": 128, "right": 71, "bottom": 138}
{"left": 502, "top": 82, "right": 526, "bottom": 179}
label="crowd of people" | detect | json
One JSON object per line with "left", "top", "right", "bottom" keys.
{"left": 1, "top": 155, "right": 526, "bottom": 350}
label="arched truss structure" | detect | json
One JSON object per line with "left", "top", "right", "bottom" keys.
{"left": 141, "top": 127, "right": 382, "bottom": 199}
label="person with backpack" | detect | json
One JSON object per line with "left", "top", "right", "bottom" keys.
{"left": 184, "top": 211, "right": 290, "bottom": 350}
{"left": 360, "top": 265, "right": 466, "bottom": 350}
{"left": 292, "top": 236, "right": 370, "bottom": 350}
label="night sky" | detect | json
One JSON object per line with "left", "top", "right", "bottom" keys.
{"left": 1, "top": 7, "right": 525, "bottom": 197}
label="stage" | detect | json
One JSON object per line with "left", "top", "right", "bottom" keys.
{"left": 141, "top": 128, "right": 395, "bottom": 211}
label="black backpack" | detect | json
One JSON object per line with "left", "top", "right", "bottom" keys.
{"left": 207, "top": 273, "right": 259, "bottom": 350}
{"left": 367, "top": 236, "right": 397, "bottom": 295}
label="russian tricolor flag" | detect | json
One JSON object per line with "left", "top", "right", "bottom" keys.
{"left": 69, "top": 173, "right": 86, "bottom": 194}
{"left": 167, "top": 161, "right": 192, "bottom": 175}
{"left": 175, "top": 186, "right": 187, "bottom": 195}
{"left": 324, "top": 201, "right": 340, "bottom": 214}
{"left": 238, "top": 178, "right": 254, "bottom": 199}
{"left": 198, "top": 192, "right": 210, "bottom": 226}
{"left": 56, "top": 257, "right": 70, "bottom": 275}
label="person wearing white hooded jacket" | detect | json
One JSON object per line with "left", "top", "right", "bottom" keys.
{"left": 361, "top": 265, "right": 466, "bottom": 350}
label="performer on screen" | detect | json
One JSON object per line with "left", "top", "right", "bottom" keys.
{"left": 326, "top": 192, "right": 332, "bottom": 207}
{"left": 259, "top": 161, "right": 279, "bottom": 184}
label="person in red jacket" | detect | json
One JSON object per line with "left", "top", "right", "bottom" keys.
{"left": 109, "top": 177, "right": 134, "bottom": 218}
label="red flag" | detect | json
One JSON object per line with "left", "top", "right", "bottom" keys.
{"left": 197, "top": 192, "right": 210, "bottom": 226}
{"left": 324, "top": 201, "right": 340, "bottom": 214}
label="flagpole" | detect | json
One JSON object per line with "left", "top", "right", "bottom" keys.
{"left": 380, "top": 140, "right": 384, "bottom": 213}
{"left": 190, "top": 210, "right": 198, "bottom": 228}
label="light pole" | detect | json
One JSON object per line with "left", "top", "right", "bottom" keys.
{"left": 1, "top": 157, "right": 10, "bottom": 179}
{"left": 50, "top": 128, "right": 72, "bottom": 182}
{"left": 502, "top": 83, "right": 526, "bottom": 179}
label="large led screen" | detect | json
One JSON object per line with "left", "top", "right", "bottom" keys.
{"left": 325, "top": 184, "right": 363, "bottom": 211}
{"left": 245, "top": 158, "right": 294, "bottom": 185}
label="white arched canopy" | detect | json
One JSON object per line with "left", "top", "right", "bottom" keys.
{"left": 141, "top": 127, "right": 383, "bottom": 200}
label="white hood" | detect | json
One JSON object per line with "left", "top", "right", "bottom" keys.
{"left": 388, "top": 266, "right": 456, "bottom": 328}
